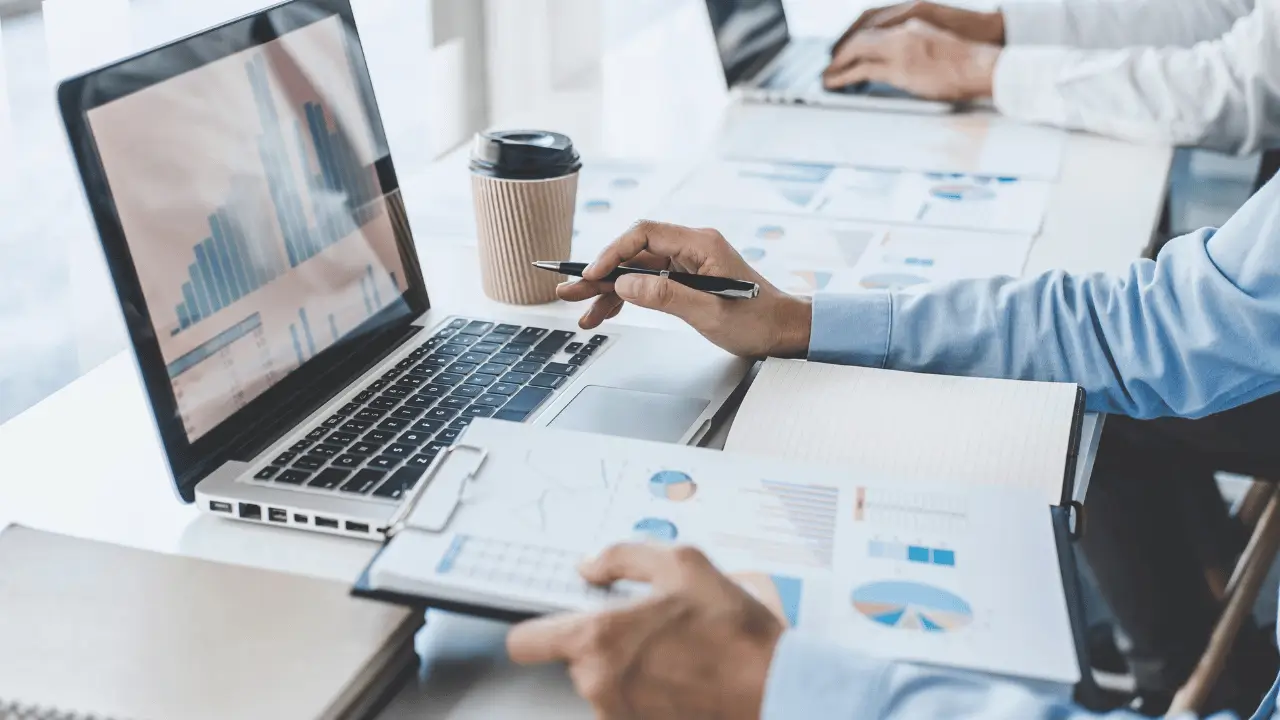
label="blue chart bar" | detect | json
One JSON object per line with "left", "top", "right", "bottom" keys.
{"left": 329, "top": 313, "right": 340, "bottom": 343}
{"left": 166, "top": 313, "right": 263, "bottom": 379}
{"left": 299, "top": 307, "right": 317, "bottom": 357}
{"left": 290, "top": 324, "right": 306, "bottom": 366}
{"left": 869, "top": 540, "right": 957, "bottom": 568}
{"left": 209, "top": 214, "right": 241, "bottom": 302}
{"left": 366, "top": 264, "right": 382, "bottom": 308}
{"left": 360, "top": 276, "right": 374, "bottom": 317}
{"left": 179, "top": 282, "right": 197, "bottom": 327}
{"left": 194, "top": 242, "right": 222, "bottom": 312}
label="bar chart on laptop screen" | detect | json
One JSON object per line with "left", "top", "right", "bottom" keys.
{"left": 86, "top": 16, "right": 408, "bottom": 441}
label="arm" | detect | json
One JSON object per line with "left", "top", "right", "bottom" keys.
{"left": 810, "top": 175, "right": 1280, "bottom": 420}
{"left": 764, "top": 632, "right": 1243, "bottom": 719}
{"left": 1001, "top": 0, "right": 1254, "bottom": 49}
{"left": 994, "top": 0, "right": 1280, "bottom": 154}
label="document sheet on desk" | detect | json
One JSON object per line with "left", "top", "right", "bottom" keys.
{"left": 725, "top": 359, "right": 1080, "bottom": 505}
{"left": 367, "top": 420, "right": 1080, "bottom": 686}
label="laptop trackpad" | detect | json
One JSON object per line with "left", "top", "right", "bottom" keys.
{"left": 548, "top": 386, "right": 710, "bottom": 443}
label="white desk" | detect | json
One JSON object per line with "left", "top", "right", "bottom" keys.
{"left": 0, "top": 7, "right": 1171, "bottom": 717}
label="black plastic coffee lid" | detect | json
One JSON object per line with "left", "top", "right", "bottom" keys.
{"left": 469, "top": 130, "right": 582, "bottom": 180}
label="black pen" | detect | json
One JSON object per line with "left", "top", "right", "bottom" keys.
{"left": 533, "top": 261, "right": 760, "bottom": 300}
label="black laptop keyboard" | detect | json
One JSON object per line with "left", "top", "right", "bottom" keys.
{"left": 249, "top": 318, "right": 608, "bottom": 502}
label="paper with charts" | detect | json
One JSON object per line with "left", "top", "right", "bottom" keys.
{"left": 719, "top": 103, "right": 1068, "bottom": 180}
{"left": 668, "top": 159, "right": 1049, "bottom": 235}
{"left": 649, "top": 207, "right": 1033, "bottom": 295}
{"left": 367, "top": 420, "right": 1079, "bottom": 685}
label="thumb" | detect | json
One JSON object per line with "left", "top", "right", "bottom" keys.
{"left": 614, "top": 274, "right": 719, "bottom": 324}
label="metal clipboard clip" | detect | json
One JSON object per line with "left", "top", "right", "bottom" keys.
{"left": 384, "top": 443, "right": 488, "bottom": 538}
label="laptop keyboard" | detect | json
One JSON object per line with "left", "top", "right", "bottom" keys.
{"left": 759, "top": 39, "right": 829, "bottom": 92}
{"left": 249, "top": 318, "right": 608, "bottom": 502}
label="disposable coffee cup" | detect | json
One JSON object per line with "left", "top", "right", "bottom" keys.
{"left": 470, "top": 130, "right": 581, "bottom": 304}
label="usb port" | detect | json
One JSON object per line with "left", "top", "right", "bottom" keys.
{"left": 345, "top": 521, "right": 370, "bottom": 534}
{"left": 238, "top": 503, "right": 261, "bottom": 520}
{"left": 315, "top": 517, "right": 338, "bottom": 529}
{"left": 210, "top": 501, "right": 232, "bottom": 514}
{"left": 293, "top": 514, "right": 309, "bottom": 524}
{"left": 267, "top": 508, "right": 288, "bottom": 523}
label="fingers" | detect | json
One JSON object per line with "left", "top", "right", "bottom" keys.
{"left": 612, "top": 274, "right": 720, "bottom": 326}
{"left": 507, "top": 612, "right": 590, "bottom": 665}
{"left": 582, "top": 221, "right": 714, "bottom": 282}
{"left": 823, "top": 59, "right": 895, "bottom": 92}
{"left": 557, "top": 279, "right": 611, "bottom": 303}
{"left": 830, "top": 8, "right": 881, "bottom": 55}
{"left": 579, "top": 293, "right": 625, "bottom": 329}
{"left": 580, "top": 543, "right": 680, "bottom": 587}
{"left": 830, "top": 2, "right": 920, "bottom": 60}
{"left": 825, "top": 28, "right": 895, "bottom": 85}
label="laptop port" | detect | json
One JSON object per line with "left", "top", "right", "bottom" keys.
{"left": 210, "top": 501, "right": 232, "bottom": 514}
{"left": 267, "top": 508, "right": 288, "bottom": 523}
{"left": 345, "top": 521, "right": 370, "bottom": 534}
{"left": 315, "top": 517, "right": 338, "bottom": 529}
{"left": 293, "top": 514, "right": 309, "bottom": 524}
{"left": 238, "top": 503, "right": 261, "bottom": 520}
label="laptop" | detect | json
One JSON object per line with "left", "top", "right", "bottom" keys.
{"left": 57, "top": 0, "right": 750, "bottom": 540}
{"left": 704, "top": 0, "right": 954, "bottom": 114}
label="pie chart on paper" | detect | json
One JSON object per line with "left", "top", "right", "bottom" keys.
{"left": 851, "top": 580, "right": 973, "bottom": 632}
{"left": 649, "top": 470, "right": 697, "bottom": 501}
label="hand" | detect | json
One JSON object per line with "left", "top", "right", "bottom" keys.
{"left": 556, "top": 220, "right": 812, "bottom": 358}
{"left": 822, "top": 19, "right": 1001, "bottom": 102}
{"left": 831, "top": 1, "right": 1005, "bottom": 49}
{"left": 507, "top": 544, "right": 785, "bottom": 720}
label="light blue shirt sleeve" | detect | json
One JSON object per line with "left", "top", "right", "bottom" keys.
{"left": 807, "top": 174, "right": 1280, "bottom": 419}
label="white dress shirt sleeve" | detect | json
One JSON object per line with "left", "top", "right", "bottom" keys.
{"left": 991, "top": 0, "right": 1280, "bottom": 155}
{"left": 1001, "top": 0, "right": 1254, "bottom": 49}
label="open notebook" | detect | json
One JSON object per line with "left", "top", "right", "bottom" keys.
{"left": 354, "top": 419, "right": 1082, "bottom": 687}
{"left": 725, "top": 358, "right": 1085, "bottom": 506}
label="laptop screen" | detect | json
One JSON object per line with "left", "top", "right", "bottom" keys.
{"left": 705, "top": 0, "right": 790, "bottom": 86}
{"left": 84, "top": 12, "right": 411, "bottom": 443}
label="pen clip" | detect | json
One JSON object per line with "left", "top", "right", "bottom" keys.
{"left": 383, "top": 444, "right": 488, "bottom": 538}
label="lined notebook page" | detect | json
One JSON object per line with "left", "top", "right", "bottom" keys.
{"left": 725, "top": 359, "right": 1079, "bottom": 504}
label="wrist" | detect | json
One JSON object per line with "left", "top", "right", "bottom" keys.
{"left": 963, "top": 43, "right": 1001, "bottom": 99}
{"left": 982, "top": 10, "right": 1006, "bottom": 45}
{"left": 770, "top": 295, "right": 812, "bottom": 358}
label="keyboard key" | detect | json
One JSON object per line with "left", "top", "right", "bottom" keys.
{"left": 326, "top": 431, "right": 358, "bottom": 445}
{"left": 384, "top": 443, "right": 415, "bottom": 458}
{"left": 512, "top": 361, "right": 543, "bottom": 374}
{"left": 439, "top": 396, "right": 470, "bottom": 411}
{"left": 543, "top": 362, "right": 578, "bottom": 376}
{"left": 321, "top": 414, "right": 344, "bottom": 428}
{"left": 581, "top": 343, "right": 600, "bottom": 355}
{"left": 308, "top": 444, "right": 341, "bottom": 458}
{"left": 565, "top": 342, "right": 583, "bottom": 353}
{"left": 446, "top": 318, "right": 469, "bottom": 330}
{"left": 406, "top": 454, "right": 436, "bottom": 469}
{"left": 272, "top": 452, "right": 297, "bottom": 465}
{"left": 377, "top": 418, "right": 411, "bottom": 432}
{"left": 381, "top": 368, "right": 404, "bottom": 381}
{"left": 500, "top": 386, "right": 553, "bottom": 419}
{"left": 500, "top": 372, "right": 533, "bottom": 385}
{"left": 529, "top": 372, "right": 567, "bottom": 389}
{"left": 436, "top": 344, "right": 467, "bottom": 356}
{"left": 449, "top": 417, "right": 476, "bottom": 430}
{"left": 590, "top": 334, "right": 609, "bottom": 345}
{"left": 534, "top": 330, "right": 576, "bottom": 354}
{"left": 437, "top": 428, "right": 462, "bottom": 444}
{"left": 476, "top": 362, "right": 508, "bottom": 376}
{"left": 434, "top": 373, "right": 466, "bottom": 386}
{"left": 341, "top": 420, "right": 371, "bottom": 433}
{"left": 464, "top": 373, "right": 498, "bottom": 388}
{"left": 444, "top": 362, "right": 478, "bottom": 375}
{"left": 424, "top": 441, "right": 451, "bottom": 455}
{"left": 420, "top": 384, "right": 449, "bottom": 397}
{"left": 459, "top": 352, "right": 490, "bottom": 364}
{"left": 523, "top": 351, "right": 553, "bottom": 363}
{"left": 493, "top": 323, "right": 521, "bottom": 335}
{"left": 405, "top": 394, "right": 436, "bottom": 409}
{"left": 488, "top": 353, "right": 521, "bottom": 366}
{"left": 354, "top": 390, "right": 375, "bottom": 403}
{"left": 340, "top": 469, "right": 385, "bottom": 495}
{"left": 426, "top": 407, "right": 458, "bottom": 421}
{"left": 489, "top": 383, "right": 520, "bottom": 396}
{"left": 502, "top": 343, "right": 533, "bottom": 356}
{"left": 382, "top": 386, "right": 410, "bottom": 398}
{"left": 372, "top": 466, "right": 428, "bottom": 499}
{"left": 398, "top": 430, "right": 432, "bottom": 446}
{"left": 370, "top": 397, "right": 398, "bottom": 410}
{"left": 472, "top": 342, "right": 503, "bottom": 354}
{"left": 307, "top": 467, "right": 350, "bottom": 489}
{"left": 514, "top": 327, "right": 548, "bottom": 344}
{"left": 338, "top": 402, "right": 360, "bottom": 416}
{"left": 473, "top": 393, "right": 508, "bottom": 407}
{"left": 396, "top": 357, "right": 415, "bottom": 369}
{"left": 392, "top": 406, "right": 425, "bottom": 420}
{"left": 364, "top": 379, "right": 388, "bottom": 391}
{"left": 290, "top": 439, "right": 313, "bottom": 452}
{"left": 368, "top": 455, "right": 404, "bottom": 470}
{"left": 305, "top": 427, "right": 329, "bottom": 441}
{"left": 449, "top": 386, "right": 482, "bottom": 400}
{"left": 254, "top": 466, "right": 280, "bottom": 480}
{"left": 396, "top": 375, "right": 427, "bottom": 388}
{"left": 463, "top": 405, "right": 495, "bottom": 418}
{"left": 350, "top": 442, "right": 381, "bottom": 456}
{"left": 568, "top": 353, "right": 588, "bottom": 365}
{"left": 411, "top": 419, "right": 445, "bottom": 434}
{"left": 364, "top": 429, "right": 397, "bottom": 444}
{"left": 354, "top": 408, "right": 386, "bottom": 422}
{"left": 294, "top": 455, "right": 325, "bottom": 470}
{"left": 407, "top": 364, "right": 438, "bottom": 378}
{"left": 276, "top": 469, "right": 311, "bottom": 485}
{"left": 493, "top": 408, "right": 529, "bottom": 422}
{"left": 332, "top": 454, "right": 364, "bottom": 468}
{"left": 423, "top": 354, "right": 452, "bottom": 367}
{"left": 458, "top": 320, "right": 494, "bottom": 336}
{"left": 410, "top": 346, "right": 429, "bottom": 357}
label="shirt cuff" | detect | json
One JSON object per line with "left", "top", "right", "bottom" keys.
{"left": 761, "top": 631, "right": 894, "bottom": 720}
{"left": 807, "top": 292, "right": 891, "bottom": 368}
{"left": 999, "top": 1, "right": 1070, "bottom": 45}
{"left": 992, "top": 47, "right": 1072, "bottom": 127}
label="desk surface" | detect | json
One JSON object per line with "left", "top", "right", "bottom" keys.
{"left": 0, "top": 6, "right": 1171, "bottom": 717}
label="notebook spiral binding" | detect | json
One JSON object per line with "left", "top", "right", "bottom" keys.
{"left": 0, "top": 700, "right": 119, "bottom": 720}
